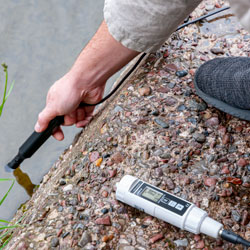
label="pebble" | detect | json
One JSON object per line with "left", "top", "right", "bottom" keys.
{"left": 204, "top": 177, "right": 217, "bottom": 187}
{"left": 108, "top": 169, "right": 117, "bottom": 178}
{"left": 196, "top": 240, "right": 205, "bottom": 249}
{"left": 193, "top": 133, "right": 206, "bottom": 143}
{"left": 237, "top": 158, "right": 248, "bottom": 167}
{"left": 206, "top": 4, "right": 215, "bottom": 11}
{"left": 149, "top": 233, "right": 163, "bottom": 244}
{"left": 63, "top": 184, "right": 73, "bottom": 192}
{"left": 177, "top": 104, "right": 186, "bottom": 111}
{"left": 165, "top": 178, "right": 175, "bottom": 190}
{"left": 164, "top": 63, "right": 178, "bottom": 72}
{"left": 210, "top": 47, "right": 224, "bottom": 54}
{"left": 78, "top": 231, "right": 92, "bottom": 247}
{"left": 151, "top": 110, "right": 159, "bottom": 116}
{"left": 176, "top": 70, "right": 188, "bottom": 77}
{"left": 95, "top": 157, "right": 103, "bottom": 167}
{"left": 111, "top": 152, "right": 124, "bottom": 164}
{"left": 241, "top": 211, "right": 250, "bottom": 226}
{"left": 89, "top": 151, "right": 100, "bottom": 162}
{"left": 95, "top": 216, "right": 111, "bottom": 225}
{"left": 187, "top": 100, "right": 207, "bottom": 111}
{"left": 113, "top": 105, "right": 124, "bottom": 113}
{"left": 221, "top": 165, "right": 230, "bottom": 174}
{"left": 154, "top": 118, "right": 169, "bottom": 128}
{"left": 231, "top": 210, "right": 241, "bottom": 222}
{"left": 165, "top": 97, "right": 177, "bottom": 106}
{"left": 227, "top": 177, "right": 242, "bottom": 185}
{"left": 59, "top": 179, "right": 66, "bottom": 185}
{"left": 168, "top": 82, "right": 175, "bottom": 89}
{"left": 138, "top": 86, "right": 151, "bottom": 96}
{"left": 205, "top": 117, "right": 219, "bottom": 126}
{"left": 174, "top": 238, "right": 188, "bottom": 247}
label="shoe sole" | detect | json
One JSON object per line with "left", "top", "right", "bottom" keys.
{"left": 194, "top": 77, "right": 250, "bottom": 122}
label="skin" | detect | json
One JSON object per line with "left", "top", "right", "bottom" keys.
{"left": 35, "top": 21, "right": 139, "bottom": 141}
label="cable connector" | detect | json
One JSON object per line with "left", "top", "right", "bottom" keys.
{"left": 220, "top": 229, "right": 250, "bottom": 247}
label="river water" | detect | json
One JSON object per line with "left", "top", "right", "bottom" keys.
{"left": 0, "top": 0, "right": 121, "bottom": 221}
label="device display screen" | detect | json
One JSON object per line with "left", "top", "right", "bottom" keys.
{"left": 141, "top": 186, "right": 163, "bottom": 202}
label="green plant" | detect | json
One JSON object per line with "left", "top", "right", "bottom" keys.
{"left": 0, "top": 63, "right": 14, "bottom": 117}
{"left": 0, "top": 65, "right": 17, "bottom": 249}
{"left": 0, "top": 179, "right": 17, "bottom": 249}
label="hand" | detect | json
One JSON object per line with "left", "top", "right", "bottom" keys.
{"left": 35, "top": 71, "right": 105, "bottom": 141}
{"left": 35, "top": 20, "right": 138, "bottom": 141}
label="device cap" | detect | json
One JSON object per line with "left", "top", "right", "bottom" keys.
{"left": 116, "top": 175, "right": 138, "bottom": 202}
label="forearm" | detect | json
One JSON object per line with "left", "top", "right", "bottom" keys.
{"left": 69, "top": 21, "right": 139, "bottom": 92}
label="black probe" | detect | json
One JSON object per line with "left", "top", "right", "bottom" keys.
{"left": 220, "top": 229, "right": 250, "bottom": 247}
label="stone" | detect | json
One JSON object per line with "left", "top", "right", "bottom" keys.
{"left": 193, "top": 133, "right": 206, "bottom": 143}
{"left": 211, "top": 47, "right": 224, "bottom": 55}
{"left": 95, "top": 215, "right": 111, "bottom": 225}
{"left": 138, "top": 86, "right": 151, "bottom": 96}
{"left": 63, "top": 184, "right": 73, "bottom": 192}
{"left": 113, "top": 105, "right": 124, "bottom": 113}
{"left": 196, "top": 240, "right": 205, "bottom": 249}
{"left": 174, "top": 238, "right": 188, "bottom": 247}
{"left": 164, "top": 63, "right": 178, "bottom": 72}
{"left": 165, "top": 97, "right": 177, "bottom": 106}
{"left": 108, "top": 169, "right": 117, "bottom": 178}
{"left": 149, "top": 233, "right": 163, "bottom": 243}
{"left": 205, "top": 117, "right": 219, "bottom": 126}
{"left": 111, "top": 152, "right": 124, "bottom": 164}
{"left": 204, "top": 177, "right": 217, "bottom": 187}
{"left": 231, "top": 210, "right": 241, "bottom": 222}
{"left": 154, "top": 118, "right": 169, "bottom": 128}
{"left": 176, "top": 70, "right": 188, "bottom": 77}
{"left": 237, "top": 158, "right": 248, "bottom": 167}
{"left": 187, "top": 100, "right": 207, "bottom": 111}
{"left": 78, "top": 231, "right": 92, "bottom": 247}
{"left": 89, "top": 151, "right": 100, "bottom": 162}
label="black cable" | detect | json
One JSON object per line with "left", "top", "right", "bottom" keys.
{"left": 80, "top": 52, "right": 147, "bottom": 107}
{"left": 82, "top": 6, "right": 231, "bottom": 108}
{"left": 220, "top": 229, "right": 250, "bottom": 247}
{"left": 177, "top": 6, "right": 230, "bottom": 31}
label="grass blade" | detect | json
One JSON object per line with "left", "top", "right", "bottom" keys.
{"left": 0, "top": 179, "right": 15, "bottom": 206}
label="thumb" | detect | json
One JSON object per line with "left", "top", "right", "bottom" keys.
{"left": 35, "top": 107, "right": 58, "bottom": 132}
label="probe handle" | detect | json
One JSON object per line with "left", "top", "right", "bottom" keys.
{"left": 19, "top": 115, "right": 64, "bottom": 158}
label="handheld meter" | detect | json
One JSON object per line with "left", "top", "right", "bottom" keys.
{"left": 116, "top": 175, "right": 223, "bottom": 238}
{"left": 116, "top": 175, "right": 250, "bottom": 246}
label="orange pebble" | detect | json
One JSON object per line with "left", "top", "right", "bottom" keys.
{"left": 95, "top": 158, "right": 103, "bottom": 167}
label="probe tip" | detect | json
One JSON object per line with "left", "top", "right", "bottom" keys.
{"left": 4, "top": 164, "right": 14, "bottom": 173}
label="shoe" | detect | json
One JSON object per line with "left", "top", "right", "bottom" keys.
{"left": 194, "top": 57, "right": 250, "bottom": 121}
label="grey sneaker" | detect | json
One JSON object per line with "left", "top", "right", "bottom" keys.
{"left": 194, "top": 57, "right": 250, "bottom": 121}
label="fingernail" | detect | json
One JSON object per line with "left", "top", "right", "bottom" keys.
{"left": 35, "top": 122, "right": 41, "bottom": 132}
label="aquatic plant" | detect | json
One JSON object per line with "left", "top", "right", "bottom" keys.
{"left": 0, "top": 63, "right": 14, "bottom": 117}
{"left": 0, "top": 65, "right": 17, "bottom": 249}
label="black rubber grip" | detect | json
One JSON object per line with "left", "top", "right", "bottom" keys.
{"left": 19, "top": 116, "right": 64, "bottom": 158}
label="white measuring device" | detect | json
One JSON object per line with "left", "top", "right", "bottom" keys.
{"left": 116, "top": 175, "right": 250, "bottom": 246}
{"left": 116, "top": 175, "right": 222, "bottom": 238}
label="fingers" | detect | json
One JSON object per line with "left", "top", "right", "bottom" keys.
{"left": 64, "top": 111, "right": 77, "bottom": 126}
{"left": 75, "top": 106, "right": 94, "bottom": 127}
{"left": 52, "top": 127, "right": 64, "bottom": 141}
{"left": 35, "top": 106, "right": 57, "bottom": 132}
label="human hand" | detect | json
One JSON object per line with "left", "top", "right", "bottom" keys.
{"left": 35, "top": 71, "right": 105, "bottom": 141}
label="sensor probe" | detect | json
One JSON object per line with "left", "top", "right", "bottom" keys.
{"left": 116, "top": 175, "right": 250, "bottom": 247}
